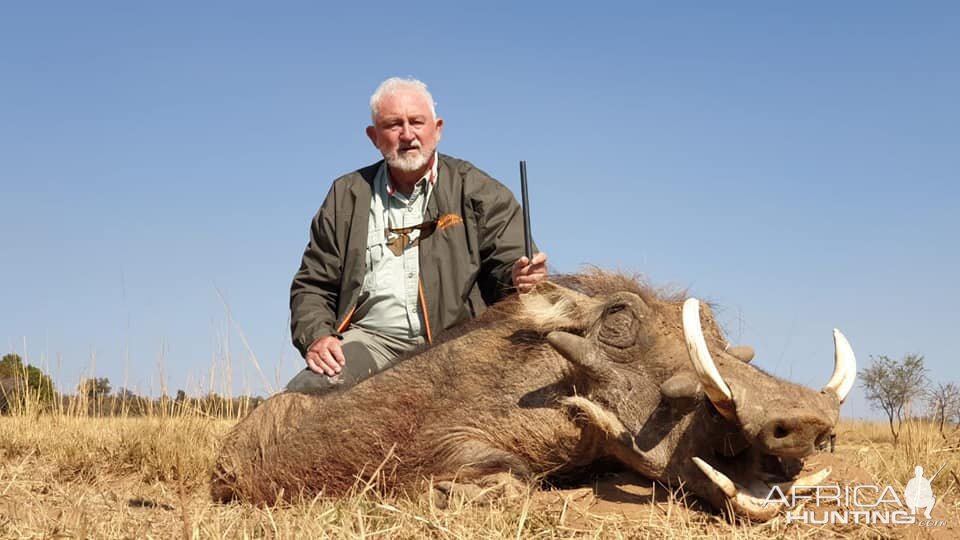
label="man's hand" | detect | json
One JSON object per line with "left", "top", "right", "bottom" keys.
{"left": 511, "top": 252, "right": 548, "bottom": 293}
{"left": 305, "top": 336, "right": 346, "bottom": 376}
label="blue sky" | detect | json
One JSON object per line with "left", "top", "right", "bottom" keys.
{"left": 1, "top": 3, "right": 957, "bottom": 418}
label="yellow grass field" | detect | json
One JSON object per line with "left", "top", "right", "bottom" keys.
{"left": 2, "top": 404, "right": 959, "bottom": 539}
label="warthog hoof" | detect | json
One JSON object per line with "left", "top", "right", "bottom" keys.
{"left": 430, "top": 473, "right": 528, "bottom": 508}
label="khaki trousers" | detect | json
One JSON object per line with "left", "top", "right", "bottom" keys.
{"left": 285, "top": 326, "right": 425, "bottom": 395}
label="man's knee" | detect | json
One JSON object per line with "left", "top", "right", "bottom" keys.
{"left": 285, "top": 368, "right": 341, "bottom": 395}
{"left": 285, "top": 341, "right": 382, "bottom": 395}
{"left": 340, "top": 341, "right": 380, "bottom": 383}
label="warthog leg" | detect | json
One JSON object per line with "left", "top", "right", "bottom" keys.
{"left": 422, "top": 426, "right": 540, "bottom": 508}
{"left": 431, "top": 472, "right": 529, "bottom": 508}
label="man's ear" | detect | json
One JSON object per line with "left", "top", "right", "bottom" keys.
{"left": 365, "top": 125, "right": 378, "bottom": 148}
{"left": 435, "top": 117, "right": 443, "bottom": 139}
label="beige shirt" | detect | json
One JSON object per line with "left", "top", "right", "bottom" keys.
{"left": 353, "top": 155, "right": 438, "bottom": 338}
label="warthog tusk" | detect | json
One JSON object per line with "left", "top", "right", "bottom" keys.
{"left": 682, "top": 299, "right": 735, "bottom": 419}
{"left": 772, "top": 467, "right": 832, "bottom": 493}
{"left": 823, "top": 329, "right": 857, "bottom": 403}
{"left": 692, "top": 457, "right": 736, "bottom": 498}
{"left": 693, "top": 456, "right": 832, "bottom": 522}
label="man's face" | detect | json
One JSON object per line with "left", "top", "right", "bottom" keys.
{"left": 366, "top": 90, "right": 443, "bottom": 173}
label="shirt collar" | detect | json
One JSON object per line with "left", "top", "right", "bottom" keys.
{"left": 386, "top": 152, "right": 438, "bottom": 197}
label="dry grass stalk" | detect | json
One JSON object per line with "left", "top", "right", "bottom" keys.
{"left": 1, "top": 401, "right": 958, "bottom": 538}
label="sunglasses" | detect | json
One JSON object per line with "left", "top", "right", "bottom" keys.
{"left": 385, "top": 219, "right": 438, "bottom": 256}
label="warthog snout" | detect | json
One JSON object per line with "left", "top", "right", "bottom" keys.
{"left": 758, "top": 412, "right": 832, "bottom": 457}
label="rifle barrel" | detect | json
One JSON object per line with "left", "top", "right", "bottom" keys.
{"left": 929, "top": 463, "right": 947, "bottom": 483}
{"left": 520, "top": 160, "right": 533, "bottom": 260}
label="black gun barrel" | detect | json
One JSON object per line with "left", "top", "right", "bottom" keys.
{"left": 520, "top": 160, "right": 533, "bottom": 260}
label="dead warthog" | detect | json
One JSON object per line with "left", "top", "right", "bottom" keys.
{"left": 211, "top": 271, "right": 856, "bottom": 521}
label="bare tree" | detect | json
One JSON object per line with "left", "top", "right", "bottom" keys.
{"left": 859, "top": 354, "right": 927, "bottom": 445}
{"left": 927, "top": 382, "right": 960, "bottom": 437}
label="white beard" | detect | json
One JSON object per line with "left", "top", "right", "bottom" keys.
{"left": 384, "top": 146, "right": 433, "bottom": 172}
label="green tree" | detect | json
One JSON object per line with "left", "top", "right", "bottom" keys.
{"left": 0, "top": 353, "right": 56, "bottom": 409}
{"left": 78, "top": 377, "right": 112, "bottom": 399}
{"left": 860, "top": 354, "right": 928, "bottom": 444}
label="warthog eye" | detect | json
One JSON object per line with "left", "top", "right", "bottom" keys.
{"left": 606, "top": 303, "right": 626, "bottom": 315}
{"left": 598, "top": 303, "right": 638, "bottom": 351}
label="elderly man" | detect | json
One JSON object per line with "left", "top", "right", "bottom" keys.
{"left": 286, "top": 77, "right": 548, "bottom": 394}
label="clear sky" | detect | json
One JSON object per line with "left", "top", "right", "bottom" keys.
{"left": 1, "top": 2, "right": 957, "bottom": 418}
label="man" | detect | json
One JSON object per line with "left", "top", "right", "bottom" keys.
{"left": 287, "top": 77, "right": 548, "bottom": 394}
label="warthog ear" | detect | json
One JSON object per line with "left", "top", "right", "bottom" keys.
{"left": 547, "top": 331, "right": 618, "bottom": 383}
{"left": 519, "top": 282, "right": 603, "bottom": 332}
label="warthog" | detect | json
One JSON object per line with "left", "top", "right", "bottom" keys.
{"left": 211, "top": 271, "right": 856, "bottom": 521}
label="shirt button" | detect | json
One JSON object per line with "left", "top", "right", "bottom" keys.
{"left": 407, "top": 272, "right": 414, "bottom": 278}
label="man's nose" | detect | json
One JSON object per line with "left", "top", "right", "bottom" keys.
{"left": 399, "top": 123, "right": 415, "bottom": 141}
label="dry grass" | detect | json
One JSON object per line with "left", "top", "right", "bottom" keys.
{"left": 837, "top": 419, "right": 960, "bottom": 502}
{"left": 1, "top": 410, "right": 958, "bottom": 539}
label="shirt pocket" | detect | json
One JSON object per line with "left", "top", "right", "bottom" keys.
{"left": 362, "top": 241, "right": 386, "bottom": 294}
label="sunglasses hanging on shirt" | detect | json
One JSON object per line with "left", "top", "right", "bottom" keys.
{"left": 385, "top": 220, "right": 437, "bottom": 256}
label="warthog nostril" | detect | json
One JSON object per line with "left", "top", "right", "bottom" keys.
{"left": 759, "top": 415, "right": 833, "bottom": 457}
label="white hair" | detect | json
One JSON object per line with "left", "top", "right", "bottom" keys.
{"left": 369, "top": 77, "right": 437, "bottom": 122}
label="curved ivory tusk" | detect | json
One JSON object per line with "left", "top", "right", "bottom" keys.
{"left": 682, "top": 299, "right": 734, "bottom": 415}
{"left": 692, "top": 457, "right": 736, "bottom": 498}
{"left": 772, "top": 467, "right": 832, "bottom": 492}
{"left": 692, "top": 456, "right": 788, "bottom": 522}
{"left": 824, "top": 329, "right": 857, "bottom": 403}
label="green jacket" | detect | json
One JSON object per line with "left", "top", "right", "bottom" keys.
{"left": 290, "top": 154, "right": 533, "bottom": 356}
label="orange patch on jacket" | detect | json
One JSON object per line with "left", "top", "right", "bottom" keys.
{"left": 437, "top": 214, "right": 463, "bottom": 231}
